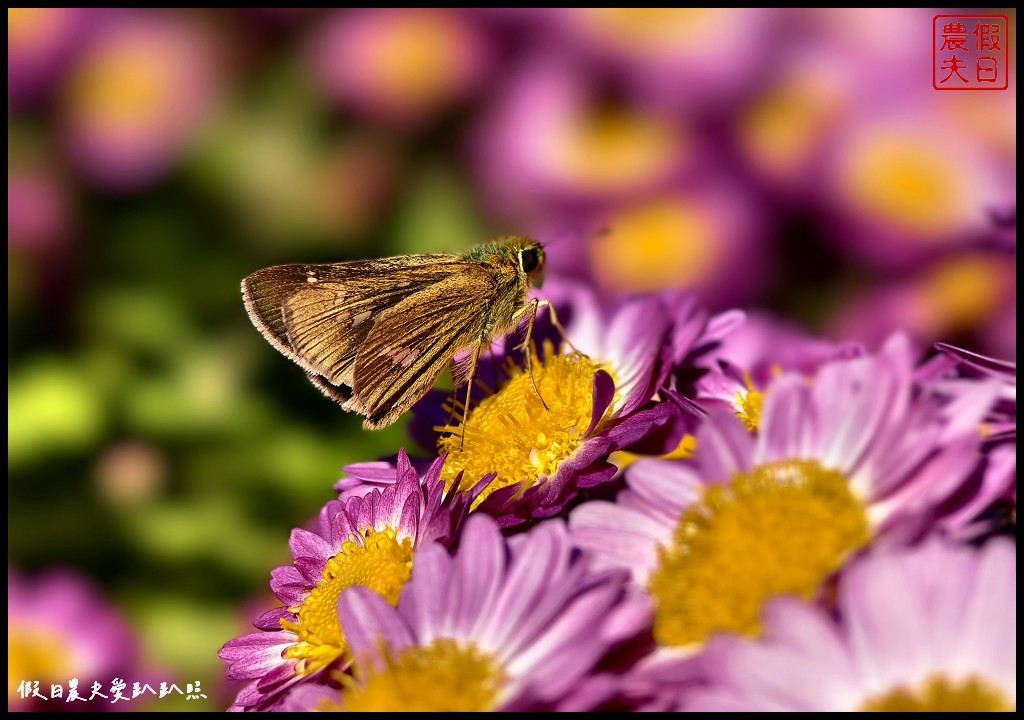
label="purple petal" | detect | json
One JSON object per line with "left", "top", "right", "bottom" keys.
{"left": 607, "top": 296, "right": 667, "bottom": 416}
{"left": 340, "top": 460, "right": 399, "bottom": 483}
{"left": 400, "top": 540, "right": 454, "bottom": 641}
{"left": 757, "top": 374, "right": 818, "bottom": 461}
{"left": 602, "top": 402, "right": 675, "bottom": 449}
{"left": 270, "top": 564, "right": 306, "bottom": 594}
{"left": 813, "top": 351, "right": 906, "bottom": 474}
{"left": 293, "top": 556, "right": 325, "bottom": 582}
{"left": 479, "top": 519, "right": 569, "bottom": 649}
{"left": 704, "top": 309, "right": 746, "bottom": 343}
{"left": 516, "top": 582, "right": 625, "bottom": 701}
{"left": 570, "top": 501, "right": 665, "bottom": 581}
{"left": 626, "top": 458, "right": 704, "bottom": 515}
{"left": 327, "top": 507, "right": 360, "bottom": 548}
{"left": 550, "top": 673, "right": 621, "bottom": 712}
{"left": 219, "top": 631, "right": 294, "bottom": 679}
{"left": 708, "top": 633, "right": 836, "bottom": 711}
{"left": 255, "top": 607, "right": 292, "bottom": 631}
{"left": 618, "top": 401, "right": 692, "bottom": 456}
{"left": 588, "top": 370, "right": 616, "bottom": 435}
{"left": 841, "top": 548, "right": 931, "bottom": 692}
{"left": 256, "top": 659, "right": 305, "bottom": 692}
{"left": 871, "top": 437, "right": 982, "bottom": 529}
{"left": 960, "top": 540, "right": 1016, "bottom": 681}
{"left": 338, "top": 585, "right": 413, "bottom": 672}
{"left": 937, "top": 378, "right": 1002, "bottom": 442}
{"left": 696, "top": 411, "right": 754, "bottom": 484}
{"left": 938, "top": 445, "right": 1016, "bottom": 538}
{"left": 279, "top": 683, "right": 341, "bottom": 712}
{"left": 755, "top": 599, "right": 857, "bottom": 707}
{"left": 449, "top": 512, "right": 506, "bottom": 638}
{"left": 935, "top": 342, "right": 1016, "bottom": 377}
{"left": 289, "top": 528, "right": 333, "bottom": 564}
{"left": 664, "top": 387, "right": 708, "bottom": 418}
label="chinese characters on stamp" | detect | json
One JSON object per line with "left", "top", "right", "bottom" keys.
{"left": 934, "top": 15, "right": 1009, "bottom": 90}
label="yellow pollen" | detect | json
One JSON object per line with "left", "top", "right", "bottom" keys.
{"left": 7, "top": 627, "right": 74, "bottom": 692}
{"left": 647, "top": 460, "right": 869, "bottom": 648}
{"left": 860, "top": 674, "right": 1014, "bottom": 712}
{"left": 325, "top": 639, "right": 507, "bottom": 712}
{"left": 438, "top": 344, "right": 604, "bottom": 506}
{"left": 281, "top": 527, "right": 414, "bottom": 676}
{"left": 735, "top": 373, "right": 765, "bottom": 432}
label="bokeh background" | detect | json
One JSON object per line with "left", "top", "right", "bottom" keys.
{"left": 7, "top": 8, "right": 1015, "bottom": 712}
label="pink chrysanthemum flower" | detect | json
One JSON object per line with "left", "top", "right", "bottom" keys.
{"left": 281, "top": 515, "right": 648, "bottom": 712}
{"left": 694, "top": 312, "right": 863, "bottom": 432}
{"left": 219, "top": 451, "right": 474, "bottom": 711}
{"left": 570, "top": 335, "right": 1000, "bottom": 688}
{"left": 342, "top": 285, "right": 740, "bottom": 528}
{"left": 308, "top": 8, "right": 487, "bottom": 125}
{"left": 427, "top": 341, "right": 680, "bottom": 528}
{"left": 61, "top": 11, "right": 218, "bottom": 189}
{"left": 682, "top": 539, "right": 1016, "bottom": 711}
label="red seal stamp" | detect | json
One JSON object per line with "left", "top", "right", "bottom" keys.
{"left": 934, "top": 15, "right": 1009, "bottom": 90}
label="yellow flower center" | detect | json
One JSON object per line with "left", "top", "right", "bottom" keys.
{"left": 590, "top": 196, "right": 717, "bottom": 294}
{"left": 574, "top": 8, "right": 720, "bottom": 53}
{"left": 7, "top": 627, "right": 74, "bottom": 694}
{"left": 860, "top": 675, "right": 1014, "bottom": 712}
{"left": 364, "top": 10, "right": 466, "bottom": 108}
{"left": 281, "top": 527, "right": 414, "bottom": 676}
{"left": 554, "top": 108, "right": 681, "bottom": 194}
{"left": 647, "top": 460, "right": 869, "bottom": 648}
{"left": 735, "top": 373, "right": 765, "bottom": 432}
{"left": 918, "top": 254, "right": 1007, "bottom": 335}
{"left": 70, "top": 34, "right": 179, "bottom": 132}
{"left": 739, "top": 69, "right": 842, "bottom": 177}
{"left": 438, "top": 346, "right": 605, "bottom": 507}
{"left": 325, "top": 639, "right": 507, "bottom": 712}
{"left": 839, "top": 127, "right": 968, "bottom": 239}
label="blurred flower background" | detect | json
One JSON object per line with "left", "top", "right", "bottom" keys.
{"left": 7, "top": 8, "right": 1015, "bottom": 712}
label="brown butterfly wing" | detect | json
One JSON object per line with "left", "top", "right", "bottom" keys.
{"left": 241, "top": 256, "right": 464, "bottom": 405}
{"left": 353, "top": 267, "right": 496, "bottom": 428}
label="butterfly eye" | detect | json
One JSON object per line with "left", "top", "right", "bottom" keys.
{"left": 520, "top": 248, "right": 542, "bottom": 275}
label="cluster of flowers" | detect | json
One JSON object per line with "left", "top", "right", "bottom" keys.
{"left": 220, "top": 280, "right": 1016, "bottom": 712}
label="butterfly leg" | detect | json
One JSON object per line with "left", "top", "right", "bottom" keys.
{"left": 535, "top": 299, "right": 588, "bottom": 357}
{"left": 460, "top": 342, "right": 483, "bottom": 451}
{"left": 517, "top": 298, "right": 549, "bottom": 413}
{"left": 441, "top": 361, "right": 461, "bottom": 442}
